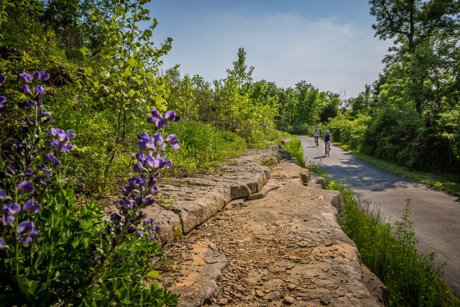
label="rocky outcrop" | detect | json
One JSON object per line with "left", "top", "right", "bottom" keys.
{"left": 158, "top": 148, "right": 385, "bottom": 306}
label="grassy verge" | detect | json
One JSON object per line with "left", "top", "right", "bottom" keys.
{"left": 309, "top": 164, "right": 459, "bottom": 306}
{"left": 278, "top": 133, "right": 306, "bottom": 167}
{"left": 336, "top": 143, "right": 460, "bottom": 197}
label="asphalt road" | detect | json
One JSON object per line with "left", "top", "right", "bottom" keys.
{"left": 299, "top": 135, "right": 460, "bottom": 296}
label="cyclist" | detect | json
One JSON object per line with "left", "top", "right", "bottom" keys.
{"left": 324, "top": 130, "right": 331, "bottom": 155}
{"left": 313, "top": 128, "right": 320, "bottom": 146}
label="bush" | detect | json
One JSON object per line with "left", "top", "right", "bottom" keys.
{"left": 280, "top": 133, "right": 305, "bottom": 168}
{"left": 165, "top": 120, "right": 247, "bottom": 175}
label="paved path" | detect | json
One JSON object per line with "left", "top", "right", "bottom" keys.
{"left": 299, "top": 136, "right": 460, "bottom": 296}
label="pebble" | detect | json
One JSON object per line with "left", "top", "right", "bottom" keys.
{"left": 283, "top": 295, "right": 296, "bottom": 305}
{"left": 264, "top": 291, "right": 281, "bottom": 301}
{"left": 218, "top": 298, "right": 228, "bottom": 305}
{"left": 287, "top": 283, "right": 297, "bottom": 291}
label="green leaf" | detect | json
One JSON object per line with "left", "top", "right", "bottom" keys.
{"left": 115, "top": 5, "right": 124, "bottom": 16}
{"left": 127, "top": 57, "right": 137, "bottom": 67}
{"left": 80, "top": 47, "right": 90, "bottom": 56}
{"left": 71, "top": 239, "right": 79, "bottom": 249}
{"left": 145, "top": 270, "right": 161, "bottom": 279}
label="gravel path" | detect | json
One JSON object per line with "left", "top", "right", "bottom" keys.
{"left": 299, "top": 135, "right": 460, "bottom": 296}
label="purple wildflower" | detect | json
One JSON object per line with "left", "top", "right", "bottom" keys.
{"left": 23, "top": 199, "right": 41, "bottom": 213}
{"left": 19, "top": 72, "right": 32, "bottom": 83}
{"left": 2, "top": 214, "right": 14, "bottom": 225}
{"left": 19, "top": 101, "right": 35, "bottom": 108}
{"left": 119, "top": 198, "right": 134, "bottom": 210}
{"left": 44, "top": 152, "right": 59, "bottom": 166}
{"left": 19, "top": 85, "right": 31, "bottom": 95}
{"left": 0, "top": 75, "right": 5, "bottom": 86}
{"left": 3, "top": 203, "right": 20, "bottom": 215}
{"left": 147, "top": 109, "right": 161, "bottom": 123}
{"left": 154, "top": 118, "right": 167, "bottom": 129}
{"left": 0, "top": 237, "right": 5, "bottom": 250}
{"left": 0, "top": 189, "right": 7, "bottom": 200}
{"left": 33, "top": 71, "right": 41, "bottom": 81}
{"left": 133, "top": 162, "right": 143, "bottom": 173}
{"left": 41, "top": 72, "right": 50, "bottom": 81}
{"left": 0, "top": 96, "right": 5, "bottom": 109}
{"left": 164, "top": 110, "right": 180, "bottom": 121}
{"left": 34, "top": 86, "right": 45, "bottom": 99}
{"left": 166, "top": 134, "right": 180, "bottom": 150}
{"left": 18, "top": 181, "right": 35, "bottom": 193}
{"left": 137, "top": 133, "right": 155, "bottom": 151}
{"left": 136, "top": 230, "right": 144, "bottom": 238}
{"left": 16, "top": 221, "right": 39, "bottom": 244}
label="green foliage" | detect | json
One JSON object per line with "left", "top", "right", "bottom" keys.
{"left": 165, "top": 121, "right": 247, "bottom": 174}
{"left": 81, "top": 234, "right": 177, "bottom": 306}
{"left": 276, "top": 83, "right": 340, "bottom": 134}
{"left": 310, "top": 165, "right": 459, "bottom": 306}
{"left": 280, "top": 134, "right": 306, "bottom": 168}
{"left": 327, "top": 113, "right": 370, "bottom": 150}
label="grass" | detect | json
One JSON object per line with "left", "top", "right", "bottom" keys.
{"left": 278, "top": 133, "right": 306, "bottom": 167}
{"left": 336, "top": 143, "right": 460, "bottom": 197}
{"left": 309, "top": 164, "right": 460, "bottom": 306}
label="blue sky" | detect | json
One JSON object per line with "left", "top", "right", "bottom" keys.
{"left": 147, "top": 0, "right": 390, "bottom": 98}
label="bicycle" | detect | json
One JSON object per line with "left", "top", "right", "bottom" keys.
{"left": 325, "top": 141, "right": 331, "bottom": 157}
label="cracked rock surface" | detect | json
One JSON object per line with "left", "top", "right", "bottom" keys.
{"left": 163, "top": 157, "right": 384, "bottom": 307}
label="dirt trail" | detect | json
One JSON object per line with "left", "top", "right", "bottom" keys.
{"left": 299, "top": 136, "right": 460, "bottom": 296}
{"left": 164, "top": 160, "right": 383, "bottom": 307}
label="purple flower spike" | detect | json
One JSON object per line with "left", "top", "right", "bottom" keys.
{"left": 0, "top": 75, "right": 6, "bottom": 86}
{"left": 18, "top": 181, "right": 35, "bottom": 194}
{"left": 23, "top": 199, "right": 41, "bottom": 213}
{"left": 0, "top": 189, "right": 8, "bottom": 200}
{"left": 19, "top": 85, "right": 31, "bottom": 95}
{"left": 35, "top": 86, "right": 45, "bottom": 99}
{"left": 136, "top": 231, "right": 144, "bottom": 238}
{"left": 0, "top": 237, "right": 6, "bottom": 250}
{"left": 19, "top": 72, "right": 32, "bottom": 83}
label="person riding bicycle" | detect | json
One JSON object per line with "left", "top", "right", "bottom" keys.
{"left": 324, "top": 130, "right": 331, "bottom": 154}
{"left": 313, "top": 128, "right": 320, "bottom": 146}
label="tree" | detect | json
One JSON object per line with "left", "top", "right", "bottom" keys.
{"left": 226, "top": 47, "right": 254, "bottom": 90}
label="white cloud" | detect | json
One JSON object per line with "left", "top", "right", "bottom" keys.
{"left": 157, "top": 11, "right": 390, "bottom": 98}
